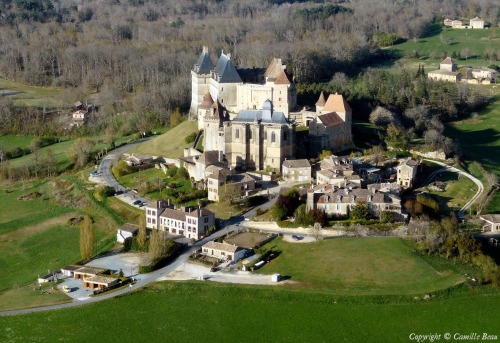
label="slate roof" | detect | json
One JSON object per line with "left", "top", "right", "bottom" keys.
{"left": 228, "top": 173, "right": 255, "bottom": 183}
{"left": 185, "top": 207, "right": 215, "bottom": 218}
{"left": 160, "top": 208, "right": 187, "bottom": 221}
{"left": 205, "top": 165, "right": 229, "bottom": 181}
{"left": 213, "top": 52, "right": 242, "bottom": 83}
{"left": 193, "top": 47, "right": 214, "bottom": 74}
{"left": 323, "top": 93, "right": 351, "bottom": 113}
{"left": 283, "top": 159, "right": 311, "bottom": 169}
{"left": 197, "top": 150, "right": 222, "bottom": 166}
{"left": 233, "top": 100, "right": 290, "bottom": 124}
{"left": 119, "top": 223, "right": 139, "bottom": 233}
{"left": 203, "top": 241, "right": 241, "bottom": 253}
{"left": 480, "top": 214, "right": 500, "bottom": 223}
{"left": 318, "top": 112, "right": 344, "bottom": 127}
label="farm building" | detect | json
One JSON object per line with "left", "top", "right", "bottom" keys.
{"left": 202, "top": 241, "right": 246, "bottom": 262}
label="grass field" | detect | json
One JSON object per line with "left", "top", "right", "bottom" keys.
{"left": 0, "top": 135, "right": 36, "bottom": 152}
{"left": 255, "top": 237, "right": 464, "bottom": 295}
{"left": 387, "top": 25, "right": 499, "bottom": 69}
{"left": 129, "top": 120, "right": 198, "bottom": 158}
{"left": 423, "top": 171, "right": 477, "bottom": 214}
{"left": 0, "top": 77, "right": 61, "bottom": 108}
{"left": 0, "top": 281, "right": 498, "bottom": 342}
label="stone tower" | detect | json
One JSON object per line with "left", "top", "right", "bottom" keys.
{"left": 191, "top": 46, "right": 214, "bottom": 118}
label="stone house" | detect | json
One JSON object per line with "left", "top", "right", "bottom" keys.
{"left": 480, "top": 214, "right": 500, "bottom": 232}
{"left": 469, "top": 17, "right": 485, "bottom": 29}
{"left": 158, "top": 207, "right": 215, "bottom": 240}
{"left": 397, "top": 158, "right": 418, "bottom": 188}
{"left": 183, "top": 150, "right": 226, "bottom": 181}
{"left": 206, "top": 165, "right": 256, "bottom": 202}
{"left": 282, "top": 159, "right": 311, "bottom": 183}
{"left": 316, "top": 155, "right": 361, "bottom": 187}
{"left": 144, "top": 200, "right": 172, "bottom": 230}
{"left": 428, "top": 57, "right": 461, "bottom": 83}
{"left": 202, "top": 241, "right": 246, "bottom": 262}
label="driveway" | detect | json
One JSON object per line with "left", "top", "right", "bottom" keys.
{"left": 84, "top": 252, "right": 151, "bottom": 277}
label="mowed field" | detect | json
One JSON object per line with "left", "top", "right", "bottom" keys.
{"left": 129, "top": 120, "right": 198, "bottom": 158}
{"left": 0, "top": 77, "right": 60, "bottom": 107}
{"left": 387, "top": 25, "right": 499, "bottom": 69}
{"left": 1, "top": 281, "right": 498, "bottom": 343}
{"left": 255, "top": 237, "right": 465, "bottom": 295}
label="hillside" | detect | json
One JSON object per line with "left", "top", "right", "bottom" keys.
{"left": 128, "top": 121, "right": 198, "bottom": 159}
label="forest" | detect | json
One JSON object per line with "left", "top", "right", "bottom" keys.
{"left": 0, "top": 0, "right": 497, "bottom": 138}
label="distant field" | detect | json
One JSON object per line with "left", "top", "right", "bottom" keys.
{"left": 1, "top": 281, "right": 498, "bottom": 342}
{"left": 387, "top": 25, "right": 499, "bottom": 69}
{"left": 0, "top": 77, "right": 60, "bottom": 107}
{"left": 129, "top": 120, "right": 198, "bottom": 159}
{"left": 0, "top": 135, "right": 36, "bottom": 152}
{"left": 255, "top": 237, "right": 464, "bottom": 295}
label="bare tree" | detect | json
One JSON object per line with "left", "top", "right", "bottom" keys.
{"left": 309, "top": 222, "right": 322, "bottom": 241}
{"left": 149, "top": 229, "right": 165, "bottom": 260}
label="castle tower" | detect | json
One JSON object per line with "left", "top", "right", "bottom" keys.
{"left": 191, "top": 46, "right": 214, "bottom": 117}
{"left": 203, "top": 99, "right": 228, "bottom": 152}
{"left": 315, "top": 91, "right": 326, "bottom": 114}
{"left": 197, "top": 92, "right": 214, "bottom": 130}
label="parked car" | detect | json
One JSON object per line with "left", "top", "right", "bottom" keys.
{"left": 291, "top": 235, "right": 299, "bottom": 241}
{"left": 89, "top": 171, "right": 98, "bottom": 177}
{"left": 63, "top": 285, "right": 71, "bottom": 293}
{"left": 132, "top": 200, "right": 142, "bottom": 206}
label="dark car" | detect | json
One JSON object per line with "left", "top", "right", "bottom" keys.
{"left": 291, "top": 235, "right": 299, "bottom": 241}
{"left": 132, "top": 200, "right": 142, "bottom": 206}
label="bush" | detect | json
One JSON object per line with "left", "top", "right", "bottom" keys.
{"left": 112, "top": 160, "right": 132, "bottom": 177}
{"left": 139, "top": 243, "right": 182, "bottom": 273}
{"left": 95, "top": 185, "right": 115, "bottom": 199}
{"left": 184, "top": 132, "right": 197, "bottom": 144}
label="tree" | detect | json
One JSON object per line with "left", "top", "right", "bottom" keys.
{"left": 149, "top": 229, "right": 165, "bottom": 260}
{"left": 309, "top": 222, "right": 322, "bottom": 241}
{"left": 67, "top": 139, "right": 93, "bottom": 169}
{"left": 137, "top": 212, "right": 147, "bottom": 248}
{"left": 318, "top": 149, "right": 332, "bottom": 160}
{"left": 369, "top": 106, "right": 398, "bottom": 128}
{"left": 461, "top": 48, "right": 471, "bottom": 61}
{"left": 170, "top": 107, "right": 182, "bottom": 128}
{"left": 350, "top": 202, "right": 370, "bottom": 220}
{"left": 79, "top": 215, "right": 94, "bottom": 260}
{"left": 220, "top": 182, "right": 241, "bottom": 203}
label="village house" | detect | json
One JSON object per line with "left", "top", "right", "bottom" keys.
{"left": 465, "top": 67, "right": 498, "bottom": 84}
{"left": 202, "top": 241, "right": 246, "bottom": 262}
{"left": 122, "top": 153, "right": 154, "bottom": 167}
{"left": 397, "top": 158, "right": 418, "bottom": 188}
{"left": 158, "top": 206, "right": 215, "bottom": 240}
{"left": 144, "top": 200, "right": 172, "bottom": 230}
{"left": 316, "top": 155, "right": 362, "bottom": 187}
{"left": 479, "top": 214, "right": 500, "bottom": 232}
{"left": 117, "top": 223, "right": 139, "bottom": 243}
{"left": 428, "top": 57, "right": 461, "bottom": 83}
{"left": 73, "top": 267, "right": 108, "bottom": 280}
{"left": 206, "top": 165, "right": 256, "bottom": 202}
{"left": 183, "top": 150, "right": 226, "bottom": 181}
{"left": 83, "top": 275, "right": 119, "bottom": 290}
{"left": 306, "top": 184, "right": 404, "bottom": 220}
{"left": 469, "top": 17, "right": 485, "bottom": 29}
{"left": 282, "top": 159, "right": 311, "bottom": 183}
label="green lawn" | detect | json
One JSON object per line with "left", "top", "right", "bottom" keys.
{"left": 0, "top": 281, "right": 498, "bottom": 342}
{"left": 387, "top": 25, "right": 499, "bottom": 68}
{"left": 0, "top": 135, "right": 36, "bottom": 152}
{"left": 423, "top": 171, "right": 477, "bottom": 214}
{"left": 129, "top": 120, "right": 198, "bottom": 158}
{"left": 0, "top": 77, "right": 61, "bottom": 108}
{"left": 255, "top": 237, "right": 464, "bottom": 295}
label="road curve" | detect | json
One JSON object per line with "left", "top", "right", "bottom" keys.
{"left": 422, "top": 159, "right": 484, "bottom": 217}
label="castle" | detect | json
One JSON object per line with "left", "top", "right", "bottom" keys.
{"left": 189, "top": 47, "right": 353, "bottom": 172}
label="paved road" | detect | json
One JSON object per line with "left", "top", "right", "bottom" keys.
{"left": 422, "top": 159, "right": 484, "bottom": 217}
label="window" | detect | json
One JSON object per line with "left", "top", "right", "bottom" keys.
{"left": 152, "top": 219, "right": 156, "bottom": 224}
{"left": 204, "top": 217, "right": 209, "bottom": 223}
{"left": 147, "top": 210, "right": 151, "bottom": 215}
{"left": 271, "top": 132, "right": 276, "bottom": 143}
{"left": 284, "top": 131, "right": 288, "bottom": 141}
{"left": 264, "top": 131, "right": 268, "bottom": 140}
{"left": 249, "top": 129, "right": 252, "bottom": 140}
{"left": 147, "top": 218, "right": 151, "bottom": 223}
{"left": 236, "top": 128, "right": 240, "bottom": 139}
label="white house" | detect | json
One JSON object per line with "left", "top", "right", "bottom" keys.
{"left": 158, "top": 206, "right": 215, "bottom": 240}
{"left": 397, "top": 158, "right": 418, "bottom": 188}
{"left": 117, "top": 223, "right": 139, "bottom": 243}
{"left": 145, "top": 200, "right": 172, "bottom": 229}
{"left": 202, "top": 241, "right": 246, "bottom": 261}
{"left": 480, "top": 214, "right": 500, "bottom": 232}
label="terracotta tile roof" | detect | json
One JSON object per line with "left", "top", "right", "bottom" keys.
{"left": 323, "top": 93, "right": 351, "bottom": 113}
{"left": 283, "top": 159, "right": 311, "bottom": 169}
{"left": 200, "top": 92, "right": 214, "bottom": 109}
{"left": 264, "top": 58, "right": 281, "bottom": 78}
{"left": 318, "top": 112, "right": 344, "bottom": 127}
{"left": 315, "top": 92, "right": 326, "bottom": 107}
{"left": 84, "top": 275, "right": 119, "bottom": 285}
{"left": 440, "top": 57, "right": 457, "bottom": 65}
{"left": 203, "top": 241, "right": 241, "bottom": 253}
{"left": 75, "top": 267, "right": 107, "bottom": 276}
{"left": 274, "top": 69, "right": 293, "bottom": 85}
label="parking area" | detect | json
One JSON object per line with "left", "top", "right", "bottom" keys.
{"left": 85, "top": 252, "right": 151, "bottom": 276}
{"left": 57, "top": 277, "right": 93, "bottom": 300}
